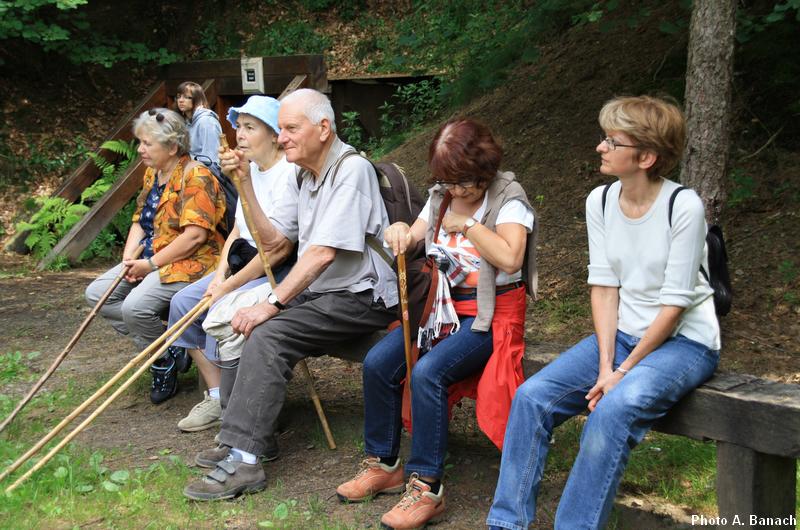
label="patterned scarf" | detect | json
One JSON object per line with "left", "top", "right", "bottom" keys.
{"left": 417, "top": 243, "right": 480, "bottom": 352}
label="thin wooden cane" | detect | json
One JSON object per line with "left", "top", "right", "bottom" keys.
{"left": 219, "top": 135, "right": 336, "bottom": 450}
{"left": 0, "top": 296, "right": 210, "bottom": 484}
{"left": 397, "top": 253, "right": 414, "bottom": 392}
{"left": 4, "top": 297, "right": 212, "bottom": 493}
{"left": 0, "top": 246, "right": 145, "bottom": 434}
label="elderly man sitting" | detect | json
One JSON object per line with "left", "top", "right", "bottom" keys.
{"left": 184, "top": 89, "right": 397, "bottom": 501}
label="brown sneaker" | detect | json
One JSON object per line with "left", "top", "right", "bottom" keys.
{"left": 336, "top": 457, "right": 405, "bottom": 502}
{"left": 195, "top": 444, "right": 230, "bottom": 469}
{"left": 195, "top": 439, "right": 279, "bottom": 469}
{"left": 380, "top": 474, "right": 445, "bottom": 530}
{"left": 183, "top": 454, "right": 266, "bottom": 501}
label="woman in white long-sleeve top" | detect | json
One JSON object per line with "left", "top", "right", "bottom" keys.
{"left": 486, "top": 95, "right": 720, "bottom": 530}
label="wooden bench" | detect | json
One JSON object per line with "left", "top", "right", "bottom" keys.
{"left": 524, "top": 346, "right": 799, "bottom": 530}
{"left": 327, "top": 336, "right": 798, "bottom": 529}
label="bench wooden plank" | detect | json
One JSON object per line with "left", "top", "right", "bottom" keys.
{"left": 522, "top": 349, "right": 800, "bottom": 459}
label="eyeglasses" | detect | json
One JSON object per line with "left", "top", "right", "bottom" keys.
{"left": 435, "top": 180, "right": 478, "bottom": 190}
{"left": 176, "top": 94, "right": 193, "bottom": 100}
{"left": 601, "top": 136, "right": 637, "bottom": 150}
{"left": 148, "top": 109, "right": 165, "bottom": 122}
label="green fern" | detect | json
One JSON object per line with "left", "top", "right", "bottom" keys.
{"left": 17, "top": 138, "right": 139, "bottom": 267}
{"left": 100, "top": 139, "right": 138, "bottom": 161}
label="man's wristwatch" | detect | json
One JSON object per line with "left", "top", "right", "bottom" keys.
{"left": 463, "top": 217, "right": 477, "bottom": 234}
{"left": 267, "top": 292, "right": 286, "bottom": 310}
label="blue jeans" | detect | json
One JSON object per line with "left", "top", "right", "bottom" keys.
{"left": 486, "top": 331, "right": 719, "bottom": 530}
{"left": 167, "top": 264, "right": 290, "bottom": 360}
{"left": 363, "top": 317, "right": 494, "bottom": 478}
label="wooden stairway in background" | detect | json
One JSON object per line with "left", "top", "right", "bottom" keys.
{"left": 5, "top": 55, "right": 326, "bottom": 269}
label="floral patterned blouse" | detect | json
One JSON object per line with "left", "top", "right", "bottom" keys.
{"left": 131, "top": 155, "right": 225, "bottom": 283}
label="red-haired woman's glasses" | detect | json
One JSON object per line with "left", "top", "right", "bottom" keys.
{"left": 601, "top": 137, "right": 637, "bottom": 151}
{"left": 436, "top": 180, "right": 477, "bottom": 190}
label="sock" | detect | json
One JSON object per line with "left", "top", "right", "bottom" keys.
{"left": 379, "top": 456, "right": 398, "bottom": 467}
{"left": 419, "top": 478, "right": 441, "bottom": 495}
{"left": 230, "top": 448, "right": 257, "bottom": 464}
{"left": 208, "top": 387, "right": 220, "bottom": 400}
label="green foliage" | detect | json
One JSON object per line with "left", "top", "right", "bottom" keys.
{"left": 727, "top": 168, "right": 756, "bottom": 207}
{"left": 246, "top": 21, "right": 331, "bottom": 57}
{"left": 340, "top": 111, "right": 365, "bottom": 150}
{"left": 15, "top": 139, "right": 137, "bottom": 268}
{"left": 0, "top": 350, "right": 40, "bottom": 383}
{"left": 0, "top": 0, "right": 178, "bottom": 67}
{"left": 0, "top": 135, "right": 88, "bottom": 189}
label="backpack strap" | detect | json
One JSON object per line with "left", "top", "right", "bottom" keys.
{"left": 601, "top": 182, "right": 613, "bottom": 218}
{"left": 667, "top": 185, "right": 710, "bottom": 282}
{"left": 668, "top": 186, "right": 687, "bottom": 228}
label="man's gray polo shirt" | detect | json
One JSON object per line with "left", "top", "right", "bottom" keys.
{"left": 269, "top": 137, "right": 398, "bottom": 307}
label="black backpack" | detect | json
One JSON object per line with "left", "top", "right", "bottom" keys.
{"left": 601, "top": 183, "right": 732, "bottom": 316}
{"left": 195, "top": 154, "right": 238, "bottom": 239}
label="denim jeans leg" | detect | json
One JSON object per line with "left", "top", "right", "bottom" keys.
{"left": 555, "top": 332, "right": 719, "bottom": 529}
{"left": 168, "top": 274, "right": 213, "bottom": 350}
{"left": 363, "top": 326, "right": 407, "bottom": 459}
{"left": 486, "top": 334, "right": 608, "bottom": 530}
{"left": 406, "top": 316, "right": 494, "bottom": 478}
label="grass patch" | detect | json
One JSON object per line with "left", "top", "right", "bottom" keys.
{"left": 0, "top": 351, "right": 40, "bottom": 384}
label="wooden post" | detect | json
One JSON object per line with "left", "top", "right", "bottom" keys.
{"left": 716, "top": 442, "right": 797, "bottom": 529}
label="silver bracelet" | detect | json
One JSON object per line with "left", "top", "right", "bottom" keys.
{"left": 147, "top": 257, "right": 159, "bottom": 271}
{"left": 615, "top": 366, "right": 630, "bottom": 375}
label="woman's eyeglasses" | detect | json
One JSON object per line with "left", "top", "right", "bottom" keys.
{"left": 176, "top": 94, "right": 193, "bottom": 101}
{"left": 601, "top": 136, "right": 637, "bottom": 151}
{"left": 435, "top": 180, "right": 478, "bottom": 190}
{"left": 148, "top": 109, "right": 165, "bottom": 122}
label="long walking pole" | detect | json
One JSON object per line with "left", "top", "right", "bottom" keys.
{"left": 4, "top": 296, "right": 212, "bottom": 493}
{"left": 396, "top": 253, "right": 414, "bottom": 390}
{"left": 219, "top": 135, "right": 336, "bottom": 450}
{"left": 0, "top": 246, "right": 145, "bottom": 434}
{"left": 0, "top": 297, "right": 210, "bottom": 484}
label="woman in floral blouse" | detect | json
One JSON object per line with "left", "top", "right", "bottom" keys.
{"left": 85, "top": 108, "right": 226, "bottom": 403}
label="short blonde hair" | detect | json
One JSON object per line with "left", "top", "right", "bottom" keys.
{"left": 598, "top": 95, "right": 686, "bottom": 180}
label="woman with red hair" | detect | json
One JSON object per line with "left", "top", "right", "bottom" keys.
{"left": 337, "top": 118, "right": 538, "bottom": 530}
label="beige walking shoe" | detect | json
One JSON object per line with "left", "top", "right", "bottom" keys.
{"left": 380, "top": 474, "right": 445, "bottom": 529}
{"left": 178, "top": 392, "right": 221, "bottom": 432}
{"left": 336, "top": 457, "right": 405, "bottom": 502}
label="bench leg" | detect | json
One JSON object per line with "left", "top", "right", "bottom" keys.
{"left": 716, "top": 441, "right": 797, "bottom": 529}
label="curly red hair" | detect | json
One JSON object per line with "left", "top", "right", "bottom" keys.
{"left": 428, "top": 118, "right": 503, "bottom": 186}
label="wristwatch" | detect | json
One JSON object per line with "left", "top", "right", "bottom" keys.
{"left": 463, "top": 217, "right": 477, "bottom": 234}
{"left": 267, "top": 292, "right": 286, "bottom": 311}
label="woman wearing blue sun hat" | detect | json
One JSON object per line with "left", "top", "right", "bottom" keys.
{"left": 165, "top": 95, "right": 298, "bottom": 433}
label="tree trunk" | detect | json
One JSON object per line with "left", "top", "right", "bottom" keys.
{"left": 680, "top": 0, "right": 737, "bottom": 223}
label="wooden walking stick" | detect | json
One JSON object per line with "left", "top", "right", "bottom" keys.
{"left": 4, "top": 296, "right": 212, "bottom": 493}
{"left": 0, "top": 246, "right": 145, "bottom": 434}
{"left": 397, "top": 252, "right": 414, "bottom": 390}
{"left": 0, "top": 297, "right": 210, "bottom": 484}
{"left": 220, "top": 135, "right": 336, "bottom": 450}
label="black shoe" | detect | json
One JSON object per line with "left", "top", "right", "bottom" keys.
{"left": 169, "top": 345, "right": 192, "bottom": 373}
{"left": 150, "top": 358, "right": 178, "bottom": 404}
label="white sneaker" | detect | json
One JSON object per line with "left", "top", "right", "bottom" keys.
{"left": 178, "top": 392, "right": 222, "bottom": 432}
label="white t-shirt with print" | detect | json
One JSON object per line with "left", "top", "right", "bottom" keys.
{"left": 418, "top": 195, "right": 534, "bottom": 287}
{"left": 236, "top": 157, "right": 296, "bottom": 246}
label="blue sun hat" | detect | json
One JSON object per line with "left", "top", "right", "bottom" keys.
{"left": 226, "top": 95, "right": 280, "bottom": 134}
